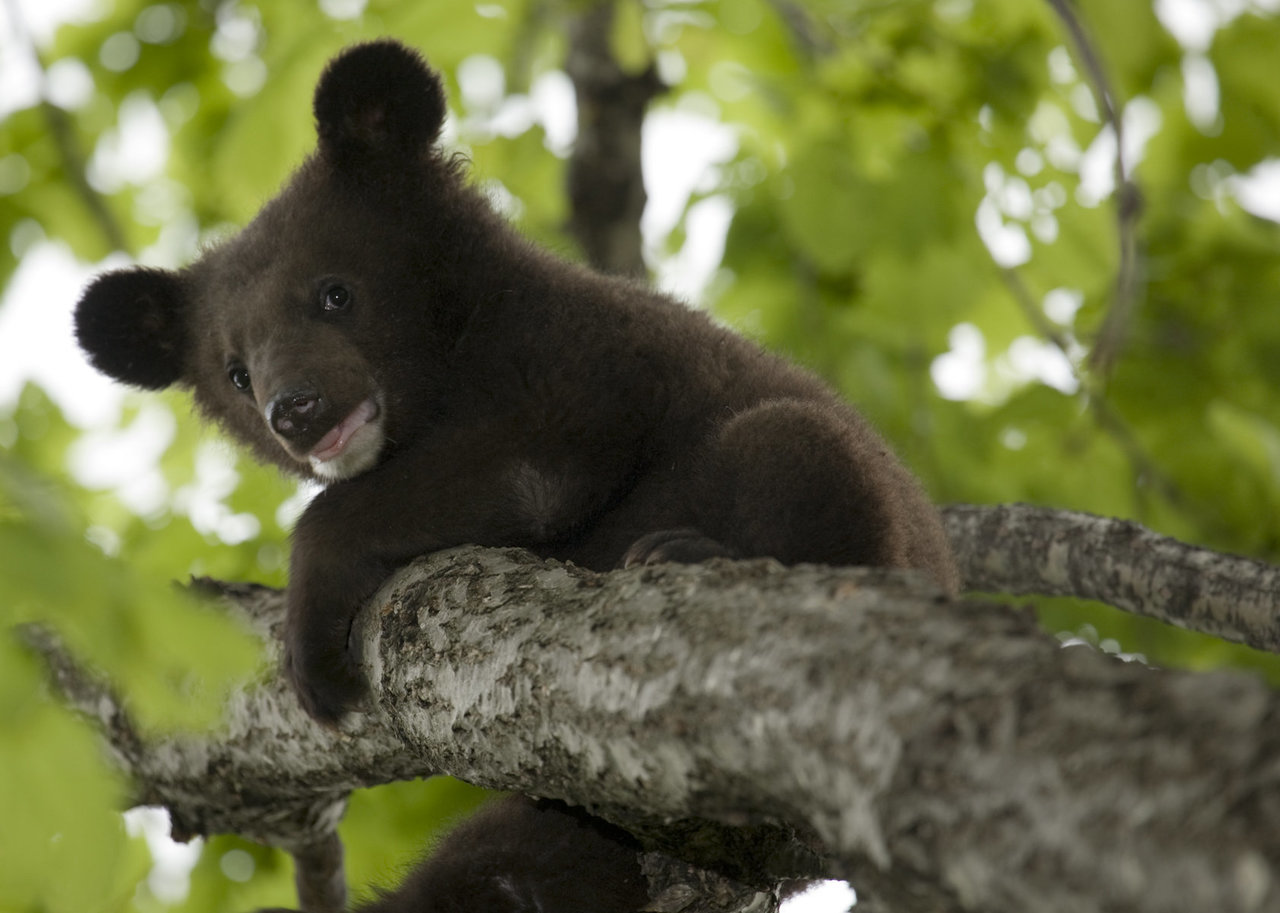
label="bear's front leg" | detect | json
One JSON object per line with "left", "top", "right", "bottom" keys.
{"left": 284, "top": 490, "right": 399, "bottom": 723}
{"left": 279, "top": 423, "right": 644, "bottom": 722}
{"left": 284, "top": 545, "right": 390, "bottom": 723}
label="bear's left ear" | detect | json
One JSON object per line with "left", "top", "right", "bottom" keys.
{"left": 75, "top": 267, "right": 189, "bottom": 390}
{"left": 313, "top": 39, "right": 448, "bottom": 166}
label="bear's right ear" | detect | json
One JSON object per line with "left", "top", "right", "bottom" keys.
{"left": 313, "top": 40, "right": 448, "bottom": 167}
{"left": 75, "top": 267, "right": 187, "bottom": 390}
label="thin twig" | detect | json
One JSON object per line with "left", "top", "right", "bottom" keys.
{"left": 1044, "top": 0, "right": 1144, "bottom": 380}
{"left": 2, "top": 0, "right": 132, "bottom": 254}
{"left": 765, "top": 0, "right": 835, "bottom": 58}
{"left": 997, "top": 267, "right": 1233, "bottom": 537}
{"left": 998, "top": 266, "right": 1076, "bottom": 354}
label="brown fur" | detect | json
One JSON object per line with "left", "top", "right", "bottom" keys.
{"left": 258, "top": 797, "right": 647, "bottom": 913}
{"left": 75, "top": 39, "right": 956, "bottom": 723}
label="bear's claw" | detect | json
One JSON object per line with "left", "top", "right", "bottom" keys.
{"left": 621, "top": 528, "right": 737, "bottom": 568}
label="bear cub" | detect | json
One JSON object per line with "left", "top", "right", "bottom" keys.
{"left": 258, "top": 797, "right": 648, "bottom": 913}
{"left": 76, "top": 40, "right": 957, "bottom": 724}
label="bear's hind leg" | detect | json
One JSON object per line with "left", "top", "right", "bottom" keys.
{"left": 688, "top": 397, "right": 956, "bottom": 588}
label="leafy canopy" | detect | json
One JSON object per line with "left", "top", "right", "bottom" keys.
{"left": 1, "top": 0, "right": 1278, "bottom": 910}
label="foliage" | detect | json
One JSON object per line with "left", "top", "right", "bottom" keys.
{"left": 1, "top": 0, "right": 1279, "bottom": 910}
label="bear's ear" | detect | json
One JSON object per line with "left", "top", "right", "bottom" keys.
{"left": 75, "top": 267, "right": 188, "bottom": 390}
{"left": 313, "top": 40, "right": 448, "bottom": 165}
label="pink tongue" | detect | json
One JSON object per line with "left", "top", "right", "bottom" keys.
{"left": 310, "top": 399, "right": 378, "bottom": 461}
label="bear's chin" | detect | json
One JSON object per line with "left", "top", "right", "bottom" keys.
{"left": 306, "top": 398, "right": 385, "bottom": 482}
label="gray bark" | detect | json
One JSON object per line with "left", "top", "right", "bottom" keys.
{"left": 942, "top": 502, "right": 1280, "bottom": 653}
{"left": 27, "top": 539, "right": 1280, "bottom": 913}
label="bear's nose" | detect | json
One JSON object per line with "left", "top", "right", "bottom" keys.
{"left": 267, "top": 387, "right": 325, "bottom": 439}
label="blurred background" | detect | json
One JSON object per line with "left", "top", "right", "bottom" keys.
{"left": 2, "top": 0, "right": 1279, "bottom": 910}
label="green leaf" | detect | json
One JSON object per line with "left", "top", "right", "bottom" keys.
{"left": 610, "top": 0, "right": 651, "bottom": 75}
{"left": 0, "top": 643, "right": 138, "bottom": 913}
{"left": 776, "top": 141, "right": 877, "bottom": 274}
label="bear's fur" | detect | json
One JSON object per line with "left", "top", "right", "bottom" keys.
{"left": 258, "top": 797, "right": 648, "bottom": 913}
{"left": 76, "top": 40, "right": 957, "bottom": 724}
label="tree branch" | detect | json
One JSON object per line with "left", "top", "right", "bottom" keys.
{"left": 564, "top": 1, "right": 663, "bottom": 277}
{"left": 1043, "top": 0, "right": 1144, "bottom": 380}
{"left": 996, "top": 268, "right": 1241, "bottom": 540}
{"left": 943, "top": 503, "right": 1280, "bottom": 652}
{"left": 288, "top": 833, "right": 347, "bottom": 913}
{"left": 764, "top": 0, "right": 834, "bottom": 59}
{"left": 18, "top": 617, "right": 352, "bottom": 913}
{"left": 1, "top": 0, "right": 131, "bottom": 254}
{"left": 28, "top": 536, "right": 1280, "bottom": 913}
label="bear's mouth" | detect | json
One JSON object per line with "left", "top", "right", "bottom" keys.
{"left": 307, "top": 397, "right": 382, "bottom": 478}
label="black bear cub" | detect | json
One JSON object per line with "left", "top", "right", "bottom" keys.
{"left": 76, "top": 39, "right": 957, "bottom": 911}
{"left": 77, "top": 39, "right": 955, "bottom": 722}
{"left": 258, "top": 798, "right": 648, "bottom": 913}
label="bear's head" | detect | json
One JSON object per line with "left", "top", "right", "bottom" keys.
{"left": 76, "top": 41, "right": 483, "bottom": 482}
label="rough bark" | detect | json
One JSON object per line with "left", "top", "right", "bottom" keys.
{"left": 28, "top": 540, "right": 1280, "bottom": 913}
{"left": 942, "top": 502, "right": 1280, "bottom": 653}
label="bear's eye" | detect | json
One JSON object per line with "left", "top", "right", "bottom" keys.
{"left": 227, "top": 363, "right": 251, "bottom": 392}
{"left": 321, "top": 283, "right": 351, "bottom": 313}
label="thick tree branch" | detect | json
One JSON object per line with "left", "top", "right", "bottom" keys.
{"left": 28, "top": 536, "right": 1280, "bottom": 913}
{"left": 19, "top": 616, "right": 351, "bottom": 913}
{"left": 942, "top": 503, "right": 1280, "bottom": 653}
